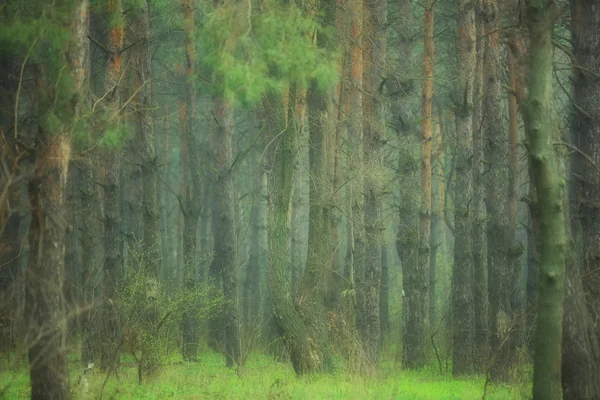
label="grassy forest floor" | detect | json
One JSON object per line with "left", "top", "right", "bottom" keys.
{"left": 1, "top": 351, "right": 528, "bottom": 399}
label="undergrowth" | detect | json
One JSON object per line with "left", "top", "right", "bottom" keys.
{"left": 0, "top": 351, "right": 525, "bottom": 399}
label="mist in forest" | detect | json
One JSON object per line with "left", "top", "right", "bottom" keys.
{"left": 1, "top": 0, "right": 599, "bottom": 399}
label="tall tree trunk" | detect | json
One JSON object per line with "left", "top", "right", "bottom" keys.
{"left": 572, "top": 0, "right": 600, "bottom": 346}
{"left": 327, "top": 0, "right": 349, "bottom": 313}
{"left": 347, "top": 0, "right": 365, "bottom": 339}
{"left": 213, "top": 97, "right": 241, "bottom": 367}
{"left": 245, "top": 147, "right": 268, "bottom": 333}
{"left": 481, "top": 0, "right": 515, "bottom": 382}
{"left": 471, "top": 4, "right": 487, "bottom": 366}
{"left": 379, "top": 244, "right": 390, "bottom": 346}
{"left": 400, "top": 0, "right": 429, "bottom": 370}
{"left": 417, "top": 0, "right": 434, "bottom": 362}
{"left": 135, "top": 0, "right": 161, "bottom": 278}
{"left": 359, "top": 0, "right": 387, "bottom": 363}
{"left": 430, "top": 119, "right": 442, "bottom": 329}
{"left": 101, "top": 0, "right": 125, "bottom": 370}
{"left": 522, "top": 1, "right": 566, "bottom": 398}
{"left": 24, "top": 1, "right": 88, "bottom": 397}
{"left": 562, "top": 0, "right": 600, "bottom": 397}
{"left": 78, "top": 156, "right": 100, "bottom": 366}
{"left": 452, "top": 0, "right": 476, "bottom": 377}
{"left": 264, "top": 87, "right": 326, "bottom": 374}
{"left": 180, "top": 0, "right": 202, "bottom": 361}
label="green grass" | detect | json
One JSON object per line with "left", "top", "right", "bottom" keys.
{"left": 0, "top": 352, "right": 527, "bottom": 399}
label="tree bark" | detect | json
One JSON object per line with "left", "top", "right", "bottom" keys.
{"left": 523, "top": 1, "right": 566, "bottom": 398}
{"left": 481, "top": 0, "right": 515, "bottom": 382}
{"left": 264, "top": 87, "right": 326, "bottom": 374}
{"left": 400, "top": 0, "right": 431, "bottom": 370}
{"left": 471, "top": 4, "right": 487, "bottom": 366}
{"left": 572, "top": 0, "right": 600, "bottom": 346}
{"left": 180, "top": 0, "right": 203, "bottom": 361}
{"left": 212, "top": 97, "right": 241, "bottom": 368}
{"left": 24, "top": 1, "right": 88, "bottom": 398}
{"left": 101, "top": 0, "right": 124, "bottom": 371}
{"left": 452, "top": 0, "right": 476, "bottom": 377}
{"left": 562, "top": 1, "right": 600, "bottom": 397}
{"left": 359, "top": 0, "right": 387, "bottom": 363}
{"left": 134, "top": 0, "right": 161, "bottom": 278}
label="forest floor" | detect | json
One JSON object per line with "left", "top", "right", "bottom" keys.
{"left": 1, "top": 352, "right": 527, "bottom": 399}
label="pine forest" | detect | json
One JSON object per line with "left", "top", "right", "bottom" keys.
{"left": 0, "top": 0, "right": 599, "bottom": 399}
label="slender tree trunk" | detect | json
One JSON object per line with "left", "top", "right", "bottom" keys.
{"left": 451, "top": 0, "right": 476, "bottom": 377}
{"left": 522, "top": 2, "right": 566, "bottom": 398}
{"left": 101, "top": 0, "right": 124, "bottom": 370}
{"left": 430, "top": 119, "right": 442, "bottom": 329}
{"left": 135, "top": 0, "right": 161, "bottom": 278}
{"left": 561, "top": 1, "right": 600, "bottom": 397}
{"left": 245, "top": 148, "right": 268, "bottom": 332}
{"left": 481, "top": 0, "right": 515, "bottom": 382}
{"left": 417, "top": 0, "right": 434, "bottom": 363}
{"left": 24, "top": 1, "right": 88, "bottom": 397}
{"left": 347, "top": 0, "right": 365, "bottom": 339}
{"left": 180, "top": 0, "right": 202, "bottom": 361}
{"left": 572, "top": 0, "right": 600, "bottom": 346}
{"left": 359, "top": 0, "right": 387, "bottom": 363}
{"left": 78, "top": 156, "right": 100, "bottom": 366}
{"left": 213, "top": 97, "right": 241, "bottom": 367}
{"left": 379, "top": 244, "right": 390, "bottom": 347}
{"left": 471, "top": 5, "right": 487, "bottom": 366}
{"left": 398, "top": 0, "right": 426, "bottom": 370}
{"left": 562, "top": 206, "right": 600, "bottom": 399}
{"left": 327, "top": 0, "right": 349, "bottom": 312}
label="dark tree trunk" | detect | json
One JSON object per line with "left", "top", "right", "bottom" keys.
{"left": 78, "top": 156, "right": 101, "bottom": 366}
{"left": 180, "top": 0, "right": 203, "bottom": 361}
{"left": 401, "top": 0, "right": 432, "bottom": 370}
{"left": 562, "top": 1, "right": 600, "bottom": 398}
{"left": 359, "top": 0, "right": 387, "bottom": 363}
{"left": 452, "top": 0, "right": 476, "bottom": 376}
{"left": 471, "top": 4, "right": 487, "bottom": 366}
{"left": 481, "top": 0, "right": 515, "bottom": 382}
{"left": 264, "top": 88, "right": 326, "bottom": 374}
{"left": 213, "top": 97, "right": 241, "bottom": 368}
{"left": 25, "top": 1, "right": 88, "bottom": 397}
{"left": 572, "top": 0, "right": 600, "bottom": 346}
{"left": 379, "top": 244, "right": 390, "bottom": 346}
{"left": 135, "top": 0, "right": 161, "bottom": 278}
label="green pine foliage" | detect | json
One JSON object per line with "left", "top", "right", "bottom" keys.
{"left": 197, "top": 0, "right": 338, "bottom": 105}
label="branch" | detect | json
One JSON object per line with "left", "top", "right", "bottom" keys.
{"left": 87, "top": 35, "right": 109, "bottom": 54}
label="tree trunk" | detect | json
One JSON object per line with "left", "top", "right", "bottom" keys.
{"left": 522, "top": 2, "right": 566, "bottom": 398}
{"left": 379, "top": 244, "right": 390, "bottom": 346}
{"left": 430, "top": 119, "right": 442, "bottom": 329}
{"left": 25, "top": 1, "right": 88, "bottom": 397}
{"left": 180, "top": 0, "right": 202, "bottom": 361}
{"left": 417, "top": 0, "right": 434, "bottom": 364}
{"left": 101, "top": 0, "right": 125, "bottom": 371}
{"left": 213, "top": 97, "right": 241, "bottom": 368}
{"left": 572, "top": 0, "right": 600, "bottom": 346}
{"left": 399, "top": 0, "right": 429, "bottom": 370}
{"left": 359, "top": 0, "right": 387, "bottom": 363}
{"left": 135, "top": 0, "right": 161, "bottom": 278}
{"left": 452, "top": 0, "right": 476, "bottom": 377}
{"left": 481, "top": 0, "right": 515, "bottom": 382}
{"left": 471, "top": 4, "right": 487, "bottom": 366}
{"left": 347, "top": 0, "right": 365, "bottom": 340}
{"left": 78, "top": 156, "right": 100, "bottom": 366}
{"left": 562, "top": 1, "right": 600, "bottom": 397}
{"left": 264, "top": 87, "right": 325, "bottom": 374}
{"left": 245, "top": 147, "right": 267, "bottom": 332}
